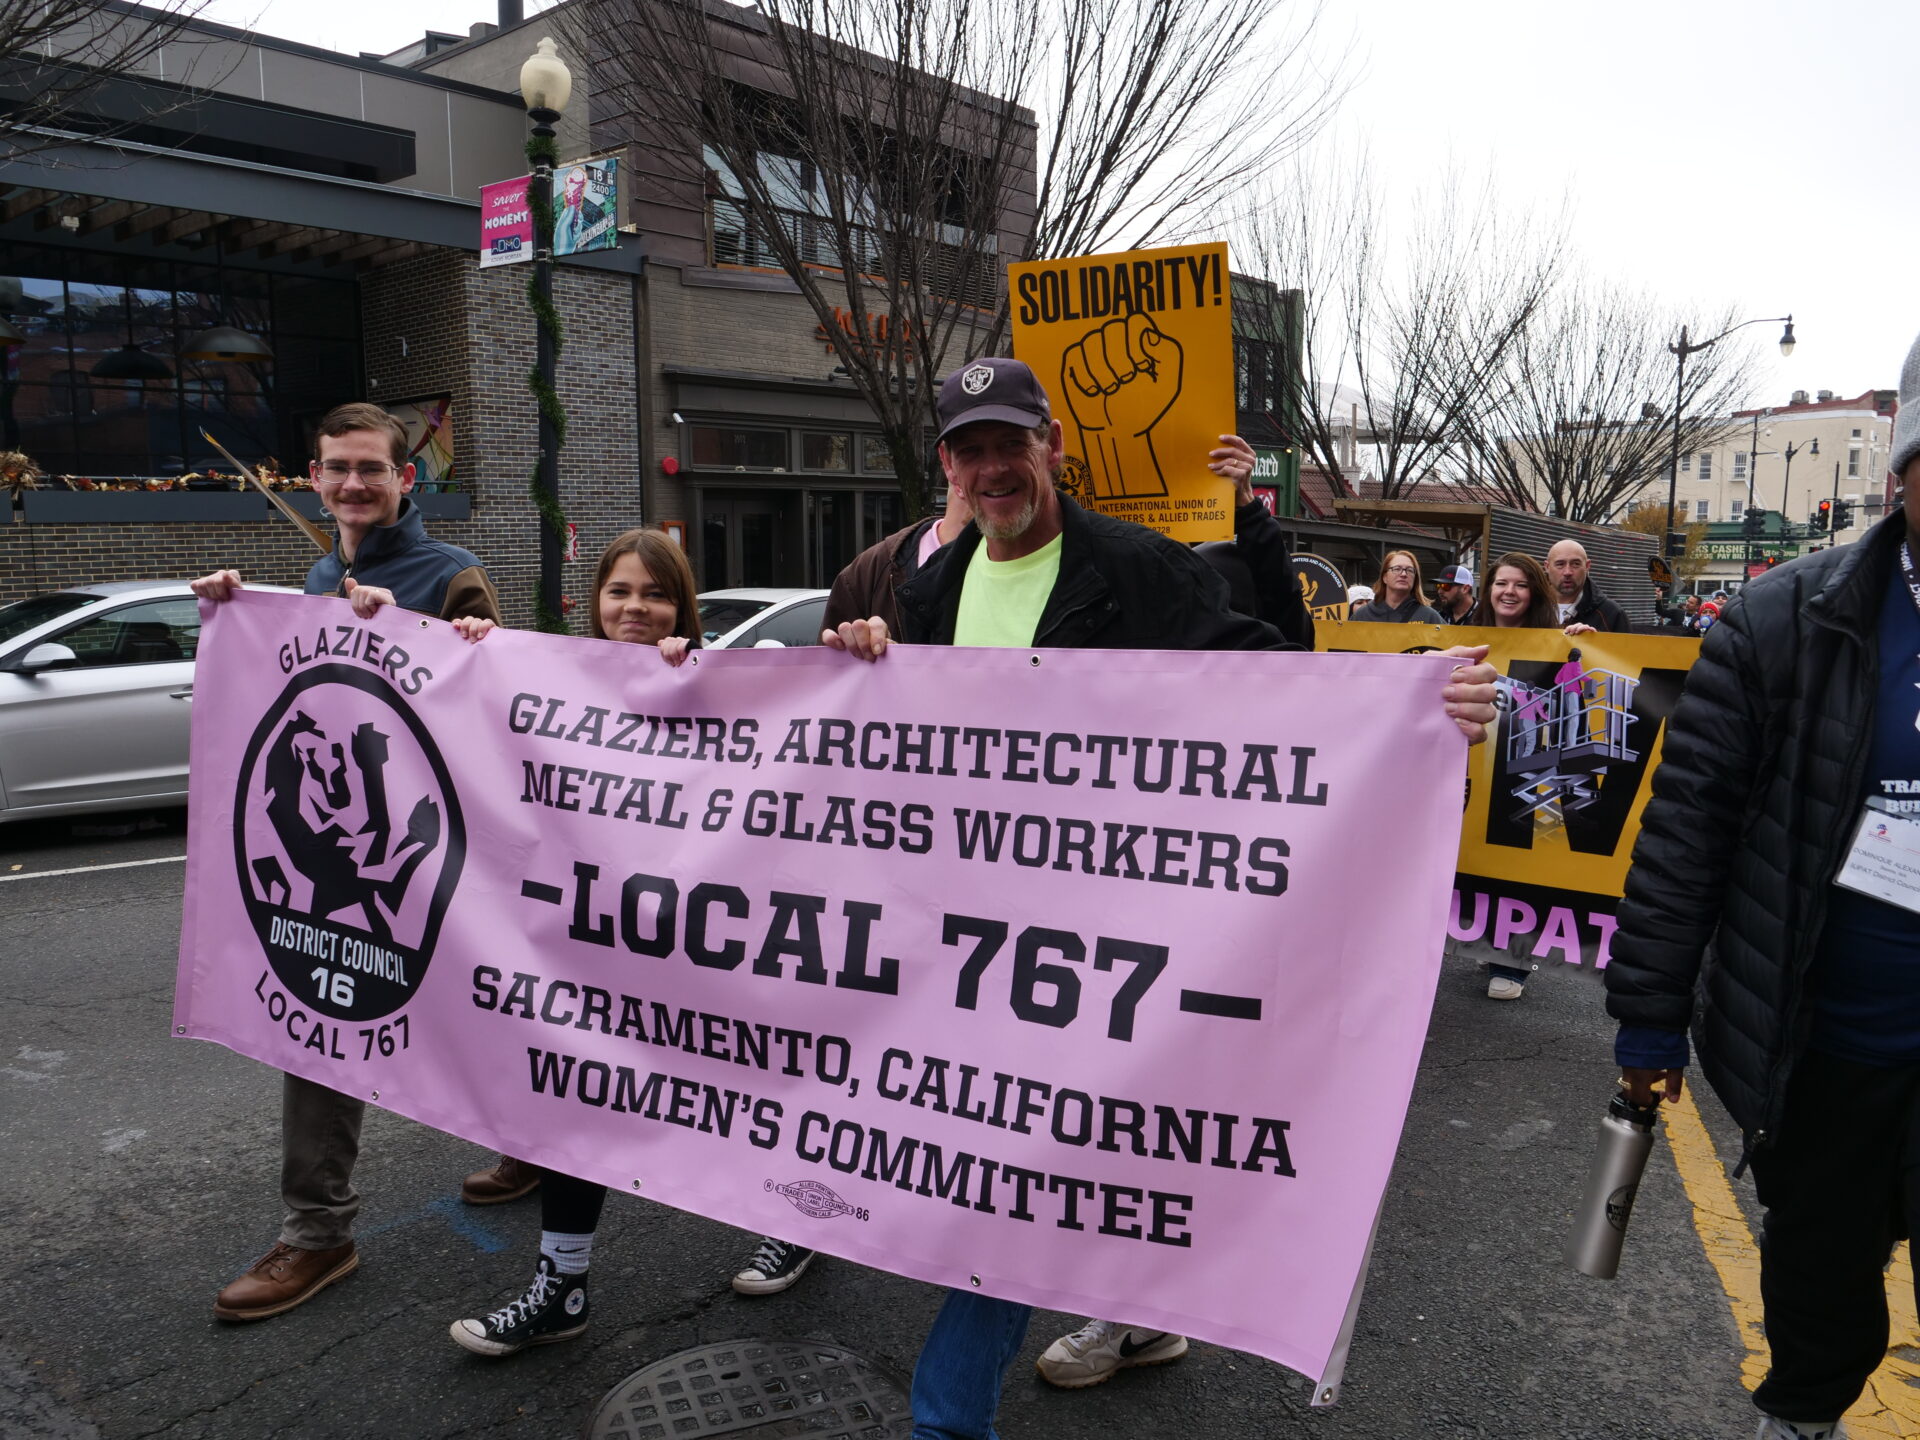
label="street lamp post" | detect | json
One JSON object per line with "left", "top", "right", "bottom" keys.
{"left": 1665, "top": 315, "right": 1797, "bottom": 562}
{"left": 1781, "top": 434, "right": 1818, "bottom": 535}
{"left": 520, "top": 37, "right": 573, "bottom": 631}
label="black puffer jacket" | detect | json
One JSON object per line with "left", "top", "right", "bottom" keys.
{"left": 895, "top": 495, "right": 1285, "bottom": 651}
{"left": 1605, "top": 512, "right": 1901, "bottom": 1153}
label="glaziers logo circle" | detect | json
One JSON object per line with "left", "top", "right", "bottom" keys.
{"left": 233, "top": 663, "right": 464, "bottom": 1022}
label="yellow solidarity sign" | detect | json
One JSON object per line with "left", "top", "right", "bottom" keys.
{"left": 1009, "top": 241, "right": 1236, "bottom": 544}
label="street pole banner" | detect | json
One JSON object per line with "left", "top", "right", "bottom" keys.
{"left": 553, "top": 157, "right": 619, "bottom": 257}
{"left": 1318, "top": 621, "right": 1702, "bottom": 969}
{"left": 1009, "top": 241, "right": 1235, "bottom": 545}
{"left": 479, "top": 176, "right": 534, "bottom": 268}
{"left": 175, "top": 592, "right": 1466, "bottom": 1383}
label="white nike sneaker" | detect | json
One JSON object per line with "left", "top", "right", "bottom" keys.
{"left": 1755, "top": 1418, "right": 1843, "bottom": 1440}
{"left": 1035, "top": 1318, "right": 1189, "bottom": 1388}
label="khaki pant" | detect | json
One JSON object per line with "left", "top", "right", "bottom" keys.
{"left": 279, "top": 1072, "right": 364, "bottom": 1250}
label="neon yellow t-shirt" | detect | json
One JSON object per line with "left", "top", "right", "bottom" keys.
{"left": 953, "top": 535, "right": 1063, "bottom": 648}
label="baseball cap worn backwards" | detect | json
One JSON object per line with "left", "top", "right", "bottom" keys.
{"left": 937, "top": 357, "right": 1051, "bottom": 443}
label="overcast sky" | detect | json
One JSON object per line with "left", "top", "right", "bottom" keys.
{"left": 202, "top": 0, "right": 1919, "bottom": 403}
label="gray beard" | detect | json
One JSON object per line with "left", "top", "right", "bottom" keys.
{"left": 977, "top": 498, "right": 1037, "bottom": 542}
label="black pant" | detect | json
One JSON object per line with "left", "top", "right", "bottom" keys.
{"left": 1749, "top": 1047, "right": 1920, "bottom": 1423}
{"left": 539, "top": 1168, "right": 606, "bottom": 1235}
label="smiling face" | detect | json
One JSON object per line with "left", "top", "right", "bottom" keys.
{"left": 939, "top": 418, "right": 1064, "bottom": 557}
{"left": 312, "top": 427, "right": 411, "bottom": 545}
{"left": 1489, "top": 564, "right": 1534, "bottom": 626}
{"left": 597, "top": 552, "right": 677, "bottom": 646}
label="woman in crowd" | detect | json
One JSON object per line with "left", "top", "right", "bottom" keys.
{"left": 1350, "top": 550, "right": 1443, "bottom": 624}
{"left": 1464, "top": 552, "right": 1594, "bottom": 1001}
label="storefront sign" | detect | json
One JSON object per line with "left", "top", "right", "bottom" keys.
{"left": 554, "top": 157, "right": 619, "bottom": 257}
{"left": 1320, "top": 622, "right": 1702, "bottom": 968}
{"left": 176, "top": 592, "right": 1468, "bottom": 1387}
{"left": 479, "top": 176, "right": 533, "bottom": 268}
{"left": 1291, "top": 554, "right": 1348, "bottom": 626}
{"left": 1009, "top": 241, "right": 1236, "bottom": 544}
{"left": 815, "top": 307, "right": 914, "bottom": 359}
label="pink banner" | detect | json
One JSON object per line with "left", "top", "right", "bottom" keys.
{"left": 479, "top": 175, "right": 533, "bottom": 268}
{"left": 174, "top": 591, "right": 1465, "bottom": 1382}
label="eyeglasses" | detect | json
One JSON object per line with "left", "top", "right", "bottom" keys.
{"left": 312, "top": 461, "right": 402, "bottom": 485}
{"left": 1385, "top": 565, "right": 1416, "bottom": 576}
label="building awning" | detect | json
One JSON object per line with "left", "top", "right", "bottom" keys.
{"left": 0, "top": 133, "right": 643, "bottom": 276}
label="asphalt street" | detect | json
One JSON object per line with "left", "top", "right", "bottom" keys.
{"left": 1, "top": 809, "right": 1778, "bottom": 1440}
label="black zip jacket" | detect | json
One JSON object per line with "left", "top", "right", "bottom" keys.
{"left": 1567, "top": 579, "right": 1631, "bottom": 632}
{"left": 894, "top": 495, "right": 1286, "bottom": 651}
{"left": 1605, "top": 512, "right": 1902, "bottom": 1154}
{"left": 305, "top": 498, "right": 500, "bottom": 623}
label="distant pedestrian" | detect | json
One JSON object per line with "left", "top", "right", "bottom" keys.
{"left": 1351, "top": 550, "right": 1443, "bottom": 624}
{"left": 1432, "top": 563, "right": 1476, "bottom": 624}
{"left": 1545, "top": 539, "right": 1630, "bottom": 631}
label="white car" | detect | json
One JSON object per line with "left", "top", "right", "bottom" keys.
{"left": 0, "top": 580, "right": 291, "bottom": 824}
{"left": 697, "top": 588, "right": 832, "bottom": 650}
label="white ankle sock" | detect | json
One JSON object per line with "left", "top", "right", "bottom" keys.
{"left": 541, "top": 1231, "right": 593, "bottom": 1276}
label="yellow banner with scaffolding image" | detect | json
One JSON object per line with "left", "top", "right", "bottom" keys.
{"left": 1317, "top": 622, "right": 1703, "bottom": 969}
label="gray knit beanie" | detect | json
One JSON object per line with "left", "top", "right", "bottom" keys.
{"left": 1893, "top": 329, "right": 1920, "bottom": 482}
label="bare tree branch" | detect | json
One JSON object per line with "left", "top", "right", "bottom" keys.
{"left": 0, "top": 0, "right": 218, "bottom": 160}
{"left": 1461, "top": 282, "right": 1758, "bottom": 523}
{"left": 1234, "top": 153, "right": 1563, "bottom": 501}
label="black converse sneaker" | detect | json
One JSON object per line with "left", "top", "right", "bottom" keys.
{"left": 730, "top": 1236, "right": 818, "bottom": 1295}
{"left": 449, "top": 1257, "right": 589, "bottom": 1356}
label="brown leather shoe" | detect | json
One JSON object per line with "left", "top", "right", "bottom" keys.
{"left": 213, "top": 1241, "right": 358, "bottom": 1321}
{"left": 460, "top": 1156, "right": 541, "bottom": 1205}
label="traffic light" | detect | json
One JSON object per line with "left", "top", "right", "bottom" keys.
{"left": 1765, "top": 554, "right": 1780, "bottom": 568}
{"left": 1743, "top": 508, "right": 1768, "bottom": 539}
{"left": 1814, "top": 500, "right": 1832, "bottom": 532}
{"left": 1834, "top": 499, "right": 1854, "bottom": 531}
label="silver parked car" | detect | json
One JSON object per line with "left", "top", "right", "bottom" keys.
{"left": 697, "top": 588, "right": 832, "bottom": 650}
{"left": 0, "top": 581, "right": 284, "bottom": 824}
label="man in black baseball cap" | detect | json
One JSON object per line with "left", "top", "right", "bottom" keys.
{"left": 819, "top": 357, "right": 1503, "bottom": 1436}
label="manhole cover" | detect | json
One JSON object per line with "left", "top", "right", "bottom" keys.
{"left": 583, "top": 1336, "right": 913, "bottom": 1440}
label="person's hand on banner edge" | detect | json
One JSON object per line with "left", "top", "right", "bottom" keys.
{"left": 659, "top": 636, "right": 693, "bottom": 667}
{"left": 1208, "top": 434, "right": 1257, "bottom": 504}
{"left": 1564, "top": 623, "right": 1598, "bottom": 637}
{"left": 1439, "top": 644, "right": 1498, "bottom": 744}
{"left": 190, "top": 569, "right": 245, "bottom": 603}
{"left": 823, "top": 616, "right": 890, "bottom": 662}
{"left": 342, "top": 578, "right": 398, "bottom": 620}
{"left": 451, "top": 616, "right": 497, "bottom": 644}
{"left": 1620, "top": 1067, "right": 1686, "bottom": 1108}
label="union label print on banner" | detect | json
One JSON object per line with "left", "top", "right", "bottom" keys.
{"left": 1009, "top": 242, "right": 1235, "bottom": 544}
{"left": 176, "top": 593, "right": 1467, "bottom": 1385}
{"left": 1318, "top": 621, "right": 1701, "bottom": 969}
{"left": 1291, "top": 554, "right": 1349, "bottom": 628}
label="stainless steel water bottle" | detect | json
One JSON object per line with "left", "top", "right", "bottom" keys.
{"left": 1566, "top": 1091, "right": 1662, "bottom": 1279}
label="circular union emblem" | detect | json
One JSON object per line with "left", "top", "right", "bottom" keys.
{"left": 960, "top": 363, "right": 994, "bottom": 395}
{"left": 1055, "top": 455, "right": 1091, "bottom": 503}
{"left": 233, "top": 662, "right": 465, "bottom": 1022}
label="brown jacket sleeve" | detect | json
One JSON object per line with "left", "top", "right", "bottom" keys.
{"left": 441, "top": 566, "right": 503, "bottom": 624}
{"left": 823, "top": 522, "right": 926, "bottom": 636}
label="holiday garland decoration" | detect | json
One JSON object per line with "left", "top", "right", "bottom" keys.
{"left": 526, "top": 130, "right": 570, "bottom": 633}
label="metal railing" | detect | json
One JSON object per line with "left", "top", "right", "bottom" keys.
{"left": 1502, "top": 666, "right": 1641, "bottom": 824}
{"left": 707, "top": 198, "right": 998, "bottom": 310}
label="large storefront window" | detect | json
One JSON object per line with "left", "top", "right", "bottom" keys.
{"left": 0, "top": 240, "right": 362, "bottom": 478}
